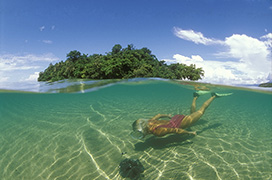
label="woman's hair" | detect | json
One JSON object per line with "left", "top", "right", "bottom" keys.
{"left": 132, "top": 119, "right": 149, "bottom": 136}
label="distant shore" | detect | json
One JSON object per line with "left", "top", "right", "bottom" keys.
{"left": 259, "top": 82, "right": 272, "bottom": 87}
{"left": 174, "top": 80, "right": 272, "bottom": 94}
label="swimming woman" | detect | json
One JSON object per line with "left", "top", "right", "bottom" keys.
{"left": 131, "top": 92, "right": 232, "bottom": 140}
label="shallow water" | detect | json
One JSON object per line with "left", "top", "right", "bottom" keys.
{"left": 0, "top": 79, "right": 271, "bottom": 180}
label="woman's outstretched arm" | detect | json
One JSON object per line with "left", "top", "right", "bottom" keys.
{"left": 151, "top": 114, "right": 172, "bottom": 120}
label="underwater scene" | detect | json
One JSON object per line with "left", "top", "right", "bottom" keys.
{"left": 0, "top": 79, "right": 271, "bottom": 180}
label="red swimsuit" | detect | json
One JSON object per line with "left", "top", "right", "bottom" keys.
{"left": 153, "top": 115, "right": 185, "bottom": 131}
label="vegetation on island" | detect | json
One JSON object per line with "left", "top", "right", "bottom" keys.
{"left": 38, "top": 44, "right": 204, "bottom": 82}
{"left": 259, "top": 82, "right": 272, "bottom": 87}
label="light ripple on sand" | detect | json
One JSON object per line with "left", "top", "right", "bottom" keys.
{"left": 0, "top": 81, "right": 271, "bottom": 179}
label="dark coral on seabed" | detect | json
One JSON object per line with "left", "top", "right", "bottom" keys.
{"left": 119, "top": 158, "right": 145, "bottom": 180}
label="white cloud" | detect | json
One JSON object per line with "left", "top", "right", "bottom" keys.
{"left": 165, "top": 54, "right": 240, "bottom": 84}
{"left": 0, "top": 56, "right": 40, "bottom": 71}
{"left": 267, "top": 73, "right": 272, "bottom": 82}
{"left": 217, "top": 34, "right": 271, "bottom": 73}
{"left": 168, "top": 29, "right": 272, "bottom": 85}
{"left": 40, "top": 25, "right": 56, "bottom": 32}
{"left": 261, "top": 33, "right": 272, "bottom": 48}
{"left": 173, "top": 27, "right": 224, "bottom": 45}
{"left": 42, "top": 40, "right": 53, "bottom": 44}
{"left": 0, "top": 53, "right": 59, "bottom": 87}
{"left": 0, "top": 53, "right": 58, "bottom": 71}
{"left": 191, "top": 55, "right": 203, "bottom": 62}
{"left": 39, "top": 26, "right": 45, "bottom": 31}
{"left": 165, "top": 53, "right": 270, "bottom": 85}
{"left": 25, "top": 72, "right": 40, "bottom": 82}
{"left": 0, "top": 75, "right": 9, "bottom": 83}
{"left": 261, "top": 33, "right": 272, "bottom": 39}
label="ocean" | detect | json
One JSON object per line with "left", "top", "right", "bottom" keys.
{"left": 0, "top": 79, "right": 271, "bottom": 180}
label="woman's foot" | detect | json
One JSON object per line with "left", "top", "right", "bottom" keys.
{"left": 194, "top": 90, "right": 210, "bottom": 97}
{"left": 193, "top": 92, "right": 199, "bottom": 97}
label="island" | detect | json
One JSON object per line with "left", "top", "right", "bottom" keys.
{"left": 38, "top": 44, "right": 204, "bottom": 82}
{"left": 259, "top": 82, "right": 272, "bottom": 87}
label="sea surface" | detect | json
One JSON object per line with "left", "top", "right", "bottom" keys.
{"left": 0, "top": 79, "right": 271, "bottom": 180}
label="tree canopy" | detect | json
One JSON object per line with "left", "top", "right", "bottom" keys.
{"left": 38, "top": 44, "right": 204, "bottom": 82}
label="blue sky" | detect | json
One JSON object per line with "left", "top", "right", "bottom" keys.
{"left": 0, "top": 0, "right": 272, "bottom": 88}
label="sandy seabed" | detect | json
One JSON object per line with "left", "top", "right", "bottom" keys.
{"left": 0, "top": 80, "right": 271, "bottom": 180}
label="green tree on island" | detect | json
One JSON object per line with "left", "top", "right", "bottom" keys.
{"left": 38, "top": 44, "right": 204, "bottom": 82}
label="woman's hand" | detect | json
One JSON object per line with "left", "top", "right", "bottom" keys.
{"left": 191, "top": 131, "right": 197, "bottom": 135}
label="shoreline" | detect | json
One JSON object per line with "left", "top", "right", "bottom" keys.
{"left": 1, "top": 78, "right": 271, "bottom": 94}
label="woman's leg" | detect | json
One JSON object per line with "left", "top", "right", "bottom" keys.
{"left": 190, "top": 96, "right": 198, "bottom": 114}
{"left": 184, "top": 95, "right": 216, "bottom": 128}
{"left": 198, "top": 95, "right": 216, "bottom": 114}
{"left": 191, "top": 91, "right": 211, "bottom": 113}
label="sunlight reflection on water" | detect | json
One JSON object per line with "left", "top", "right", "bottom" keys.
{"left": 1, "top": 78, "right": 271, "bottom": 93}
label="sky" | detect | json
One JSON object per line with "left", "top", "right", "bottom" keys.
{"left": 0, "top": 0, "right": 272, "bottom": 89}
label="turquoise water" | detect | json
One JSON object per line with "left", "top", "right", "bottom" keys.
{"left": 0, "top": 80, "right": 271, "bottom": 180}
